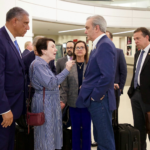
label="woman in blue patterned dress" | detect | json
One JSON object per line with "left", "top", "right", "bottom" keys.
{"left": 29, "top": 38, "right": 74, "bottom": 150}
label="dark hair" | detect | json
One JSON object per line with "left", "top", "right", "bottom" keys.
{"left": 73, "top": 40, "right": 89, "bottom": 64}
{"left": 6, "top": 7, "right": 29, "bottom": 22}
{"left": 134, "top": 27, "right": 150, "bottom": 41}
{"left": 66, "top": 41, "right": 74, "bottom": 46}
{"left": 36, "top": 38, "right": 55, "bottom": 56}
{"left": 106, "top": 31, "right": 113, "bottom": 39}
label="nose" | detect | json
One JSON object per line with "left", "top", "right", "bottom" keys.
{"left": 55, "top": 48, "right": 57, "bottom": 52}
{"left": 27, "top": 24, "right": 30, "bottom": 30}
{"left": 84, "top": 29, "right": 87, "bottom": 34}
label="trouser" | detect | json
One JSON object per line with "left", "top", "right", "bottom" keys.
{"left": 0, "top": 116, "right": 15, "bottom": 150}
{"left": 131, "top": 89, "right": 150, "bottom": 150}
{"left": 69, "top": 107, "right": 91, "bottom": 150}
{"left": 88, "top": 94, "right": 115, "bottom": 150}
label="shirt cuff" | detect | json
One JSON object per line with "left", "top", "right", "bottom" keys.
{"left": 0, "top": 110, "right": 10, "bottom": 115}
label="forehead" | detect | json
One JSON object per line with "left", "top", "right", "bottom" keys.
{"left": 48, "top": 41, "right": 54, "bottom": 46}
{"left": 66, "top": 42, "right": 74, "bottom": 47}
{"left": 20, "top": 14, "right": 29, "bottom": 21}
{"left": 133, "top": 31, "right": 143, "bottom": 37}
{"left": 76, "top": 42, "right": 84, "bottom": 47}
{"left": 85, "top": 18, "right": 93, "bottom": 26}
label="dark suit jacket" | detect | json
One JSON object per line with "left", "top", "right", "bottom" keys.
{"left": 115, "top": 48, "right": 127, "bottom": 95}
{"left": 76, "top": 35, "right": 117, "bottom": 110}
{"left": 22, "top": 49, "right": 30, "bottom": 57}
{"left": 22, "top": 51, "right": 56, "bottom": 99}
{"left": 128, "top": 49, "right": 150, "bottom": 104}
{"left": 56, "top": 56, "right": 68, "bottom": 74}
{"left": 0, "top": 26, "right": 25, "bottom": 119}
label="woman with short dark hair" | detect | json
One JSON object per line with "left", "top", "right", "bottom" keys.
{"left": 60, "top": 40, "right": 91, "bottom": 150}
{"left": 29, "top": 38, "right": 74, "bottom": 150}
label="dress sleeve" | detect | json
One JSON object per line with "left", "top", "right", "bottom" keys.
{"left": 31, "top": 61, "right": 69, "bottom": 90}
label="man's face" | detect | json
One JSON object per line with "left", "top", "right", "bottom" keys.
{"left": 27, "top": 42, "right": 33, "bottom": 51}
{"left": 133, "top": 31, "right": 149, "bottom": 50}
{"left": 85, "top": 18, "right": 95, "bottom": 41}
{"left": 66, "top": 42, "right": 74, "bottom": 56}
{"left": 14, "top": 14, "right": 29, "bottom": 37}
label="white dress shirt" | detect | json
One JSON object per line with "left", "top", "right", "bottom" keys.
{"left": 136, "top": 44, "right": 150, "bottom": 85}
{"left": 67, "top": 55, "right": 72, "bottom": 61}
{"left": 5, "top": 26, "right": 21, "bottom": 57}
{"left": 92, "top": 33, "right": 106, "bottom": 50}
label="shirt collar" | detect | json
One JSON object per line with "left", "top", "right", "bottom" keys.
{"left": 5, "top": 26, "right": 16, "bottom": 43}
{"left": 36, "top": 56, "right": 49, "bottom": 67}
{"left": 67, "top": 55, "right": 72, "bottom": 60}
{"left": 142, "top": 43, "right": 150, "bottom": 53}
{"left": 92, "top": 33, "right": 105, "bottom": 50}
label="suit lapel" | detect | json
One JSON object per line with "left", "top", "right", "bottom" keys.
{"left": 141, "top": 49, "right": 150, "bottom": 72}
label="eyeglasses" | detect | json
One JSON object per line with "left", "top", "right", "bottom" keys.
{"left": 75, "top": 46, "right": 85, "bottom": 50}
{"left": 66, "top": 47, "right": 73, "bottom": 50}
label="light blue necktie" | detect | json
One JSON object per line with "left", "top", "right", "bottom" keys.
{"left": 14, "top": 40, "right": 20, "bottom": 56}
{"left": 134, "top": 50, "right": 145, "bottom": 88}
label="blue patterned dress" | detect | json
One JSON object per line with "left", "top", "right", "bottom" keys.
{"left": 29, "top": 56, "right": 69, "bottom": 150}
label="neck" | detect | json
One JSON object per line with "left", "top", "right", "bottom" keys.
{"left": 76, "top": 56, "right": 84, "bottom": 63}
{"left": 5, "top": 23, "right": 16, "bottom": 38}
{"left": 142, "top": 43, "right": 150, "bottom": 50}
{"left": 93, "top": 32, "right": 104, "bottom": 41}
{"left": 40, "top": 55, "right": 51, "bottom": 63}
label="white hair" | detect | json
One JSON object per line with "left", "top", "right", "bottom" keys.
{"left": 87, "top": 15, "right": 107, "bottom": 33}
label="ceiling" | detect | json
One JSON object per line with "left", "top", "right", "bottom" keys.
{"left": 62, "top": 0, "right": 150, "bottom": 9}
{"left": 33, "top": 20, "right": 137, "bottom": 37}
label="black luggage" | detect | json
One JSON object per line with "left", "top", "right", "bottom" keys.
{"left": 14, "top": 125, "right": 34, "bottom": 150}
{"left": 113, "top": 90, "right": 141, "bottom": 150}
{"left": 62, "top": 128, "right": 72, "bottom": 150}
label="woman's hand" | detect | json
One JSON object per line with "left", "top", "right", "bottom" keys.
{"left": 66, "top": 60, "right": 75, "bottom": 71}
{"left": 60, "top": 101, "right": 65, "bottom": 110}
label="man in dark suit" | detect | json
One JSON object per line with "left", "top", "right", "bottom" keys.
{"left": 56, "top": 41, "right": 74, "bottom": 74}
{"left": 128, "top": 27, "right": 150, "bottom": 150}
{"left": 0, "top": 7, "right": 29, "bottom": 150}
{"left": 76, "top": 15, "right": 117, "bottom": 150}
{"left": 22, "top": 41, "right": 33, "bottom": 57}
{"left": 106, "top": 31, "right": 127, "bottom": 107}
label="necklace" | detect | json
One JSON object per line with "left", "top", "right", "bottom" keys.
{"left": 77, "top": 62, "right": 84, "bottom": 69}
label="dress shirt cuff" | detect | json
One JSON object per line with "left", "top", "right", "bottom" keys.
{"left": 0, "top": 110, "right": 10, "bottom": 115}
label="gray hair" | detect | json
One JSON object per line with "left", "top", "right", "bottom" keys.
{"left": 6, "top": 7, "right": 29, "bottom": 22}
{"left": 33, "top": 36, "right": 45, "bottom": 46}
{"left": 87, "top": 15, "right": 107, "bottom": 33}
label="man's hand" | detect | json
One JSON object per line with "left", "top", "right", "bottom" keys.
{"left": 114, "top": 84, "right": 119, "bottom": 90}
{"left": 60, "top": 101, "right": 65, "bottom": 110}
{"left": 1, "top": 111, "right": 13, "bottom": 128}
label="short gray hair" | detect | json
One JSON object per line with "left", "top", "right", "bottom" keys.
{"left": 6, "top": 7, "right": 29, "bottom": 22}
{"left": 87, "top": 15, "right": 107, "bottom": 33}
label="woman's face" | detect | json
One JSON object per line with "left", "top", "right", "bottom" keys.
{"left": 43, "top": 41, "right": 57, "bottom": 60}
{"left": 75, "top": 42, "right": 86, "bottom": 57}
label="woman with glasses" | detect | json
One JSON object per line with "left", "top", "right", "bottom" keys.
{"left": 60, "top": 40, "right": 91, "bottom": 150}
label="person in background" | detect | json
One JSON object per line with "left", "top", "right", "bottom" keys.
{"left": 0, "top": 7, "right": 29, "bottom": 150}
{"left": 128, "top": 27, "right": 150, "bottom": 150}
{"left": 60, "top": 40, "right": 91, "bottom": 150}
{"left": 29, "top": 38, "right": 74, "bottom": 150}
{"left": 106, "top": 31, "right": 127, "bottom": 107}
{"left": 22, "top": 41, "right": 33, "bottom": 57}
{"left": 56, "top": 41, "right": 74, "bottom": 74}
{"left": 76, "top": 15, "right": 117, "bottom": 150}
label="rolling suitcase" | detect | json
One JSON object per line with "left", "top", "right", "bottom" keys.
{"left": 14, "top": 125, "right": 34, "bottom": 150}
{"left": 113, "top": 90, "right": 141, "bottom": 150}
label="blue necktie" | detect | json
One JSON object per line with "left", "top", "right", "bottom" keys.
{"left": 14, "top": 40, "right": 20, "bottom": 56}
{"left": 134, "top": 50, "right": 145, "bottom": 88}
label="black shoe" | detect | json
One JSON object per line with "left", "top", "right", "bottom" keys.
{"left": 91, "top": 142, "right": 98, "bottom": 147}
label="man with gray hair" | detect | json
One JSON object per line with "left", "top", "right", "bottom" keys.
{"left": 76, "top": 15, "right": 117, "bottom": 150}
{"left": 0, "top": 7, "right": 29, "bottom": 150}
